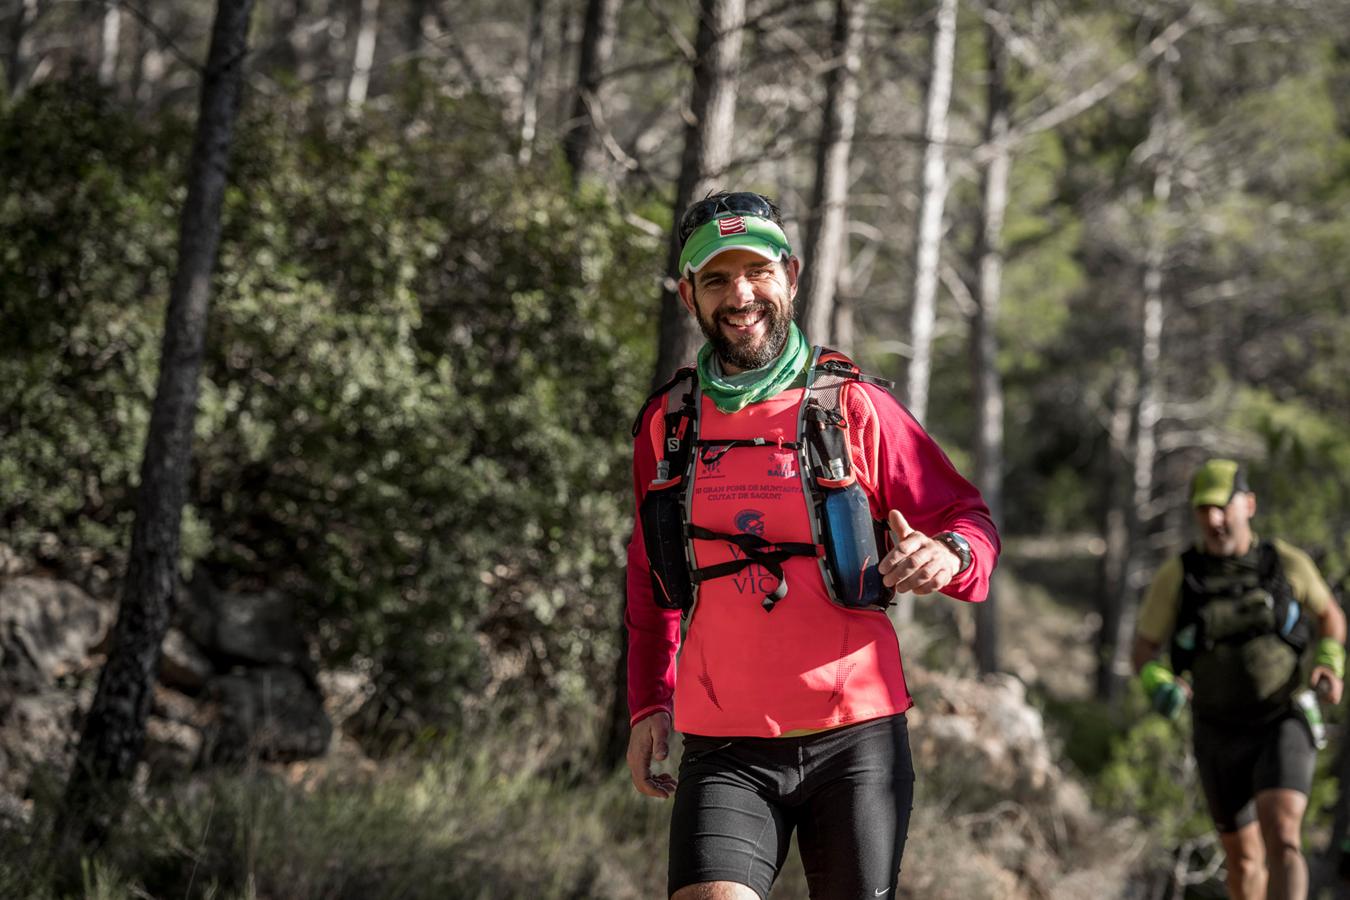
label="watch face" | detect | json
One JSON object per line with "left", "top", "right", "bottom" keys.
{"left": 940, "top": 532, "right": 971, "bottom": 571}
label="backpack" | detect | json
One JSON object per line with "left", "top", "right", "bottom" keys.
{"left": 635, "top": 347, "right": 894, "bottom": 616}
{"left": 1170, "top": 540, "right": 1312, "bottom": 723}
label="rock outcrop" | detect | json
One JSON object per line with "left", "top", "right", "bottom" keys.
{"left": 0, "top": 567, "right": 334, "bottom": 816}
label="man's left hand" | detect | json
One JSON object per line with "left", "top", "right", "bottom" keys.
{"left": 879, "top": 509, "right": 961, "bottom": 595}
{"left": 1312, "top": 667, "right": 1343, "bottom": 706}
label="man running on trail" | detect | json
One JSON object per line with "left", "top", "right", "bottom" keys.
{"left": 1132, "top": 458, "right": 1346, "bottom": 900}
{"left": 624, "top": 190, "right": 1000, "bottom": 900}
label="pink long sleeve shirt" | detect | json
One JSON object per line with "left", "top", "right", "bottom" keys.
{"left": 626, "top": 379, "right": 999, "bottom": 735}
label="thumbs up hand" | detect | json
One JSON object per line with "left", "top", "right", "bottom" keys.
{"left": 880, "top": 509, "right": 961, "bottom": 595}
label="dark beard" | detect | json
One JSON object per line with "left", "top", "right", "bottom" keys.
{"left": 696, "top": 299, "right": 793, "bottom": 371}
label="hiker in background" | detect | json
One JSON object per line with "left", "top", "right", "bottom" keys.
{"left": 1133, "top": 458, "right": 1346, "bottom": 900}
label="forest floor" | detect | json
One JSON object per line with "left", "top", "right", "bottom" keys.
{"left": 0, "top": 538, "right": 1240, "bottom": 900}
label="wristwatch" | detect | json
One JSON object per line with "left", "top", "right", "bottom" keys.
{"left": 934, "top": 531, "right": 973, "bottom": 575}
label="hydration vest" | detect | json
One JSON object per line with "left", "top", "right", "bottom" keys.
{"left": 636, "top": 347, "right": 894, "bottom": 618}
{"left": 1170, "top": 540, "right": 1312, "bottom": 724}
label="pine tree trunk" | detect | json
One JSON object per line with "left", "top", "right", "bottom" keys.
{"left": 1095, "top": 371, "right": 1136, "bottom": 699}
{"left": 651, "top": 0, "right": 746, "bottom": 387}
{"left": 564, "top": 0, "right": 622, "bottom": 181}
{"left": 833, "top": 260, "right": 855, "bottom": 357}
{"left": 518, "top": 0, "right": 547, "bottom": 164}
{"left": 608, "top": 0, "right": 745, "bottom": 766}
{"left": 405, "top": 0, "right": 429, "bottom": 61}
{"left": 797, "top": 0, "right": 866, "bottom": 347}
{"left": 98, "top": 0, "right": 120, "bottom": 86}
{"left": 598, "top": 578, "right": 631, "bottom": 771}
{"left": 6, "top": 0, "right": 41, "bottom": 98}
{"left": 972, "top": 0, "right": 1010, "bottom": 676}
{"left": 1113, "top": 53, "right": 1177, "bottom": 696}
{"left": 53, "top": 0, "right": 256, "bottom": 862}
{"left": 346, "top": 0, "right": 381, "bottom": 110}
{"left": 890, "top": 0, "right": 956, "bottom": 628}
{"left": 903, "top": 0, "right": 956, "bottom": 426}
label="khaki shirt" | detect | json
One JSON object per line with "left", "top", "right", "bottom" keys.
{"left": 1136, "top": 536, "right": 1334, "bottom": 645}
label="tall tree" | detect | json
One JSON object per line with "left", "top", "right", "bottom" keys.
{"left": 98, "top": 0, "right": 121, "bottom": 86}
{"left": 650, "top": 0, "right": 746, "bottom": 386}
{"left": 1096, "top": 370, "right": 1137, "bottom": 698}
{"left": 902, "top": 0, "right": 957, "bottom": 427}
{"left": 963, "top": 5, "right": 1197, "bottom": 676}
{"left": 346, "top": 0, "right": 381, "bottom": 110}
{"left": 603, "top": 0, "right": 746, "bottom": 771}
{"left": 53, "top": 0, "right": 256, "bottom": 860}
{"left": 563, "top": 0, "right": 622, "bottom": 182}
{"left": 891, "top": 0, "right": 956, "bottom": 628}
{"left": 1111, "top": 51, "right": 1179, "bottom": 699}
{"left": 971, "top": 0, "right": 1011, "bottom": 676}
{"left": 796, "top": 0, "right": 867, "bottom": 347}
{"left": 5, "top": 0, "right": 42, "bottom": 97}
{"left": 518, "top": 0, "right": 547, "bottom": 163}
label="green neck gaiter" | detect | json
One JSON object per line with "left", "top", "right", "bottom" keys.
{"left": 696, "top": 322, "right": 810, "bottom": 413}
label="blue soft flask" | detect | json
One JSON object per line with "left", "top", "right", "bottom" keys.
{"left": 821, "top": 482, "right": 885, "bottom": 608}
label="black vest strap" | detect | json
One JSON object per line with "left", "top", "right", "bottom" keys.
{"left": 632, "top": 367, "right": 696, "bottom": 438}
{"left": 686, "top": 524, "right": 820, "bottom": 612}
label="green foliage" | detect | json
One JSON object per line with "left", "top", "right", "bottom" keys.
{"left": 1095, "top": 692, "right": 1211, "bottom": 847}
{"left": 0, "top": 731, "right": 671, "bottom": 900}
{"left": 0, "top": 78, "right": 183, "bottom": 563}
{"left": 1235, "top": 387, "right": 1350, "bottom": 582}
{"left": 0, "top": 79, "right": 661, "bottom": 739}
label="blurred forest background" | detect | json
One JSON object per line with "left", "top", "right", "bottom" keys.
{"left": 1, "top": 0, "right": 1349, "bottom": 897}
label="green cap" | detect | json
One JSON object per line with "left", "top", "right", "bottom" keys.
{"left": 678, "top": 214, "right": 792, "bottom": 275}
{"left": 1190, "top": 458, "right": 1250, "bottom": 508}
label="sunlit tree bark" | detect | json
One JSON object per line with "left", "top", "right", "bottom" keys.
{"left": 564, "top": 0, "right": 622, "bottom": 182}
{"left": 518, "top": 0, "right": 546, "bottom": 163}
{"left": 971, "top": 0, "right": 1010, "bottom": 676}
{"left": 651, "top": 0, "right": 746, "bottom": 387}
{"left": 346, "top": 0, "right": 381, "bottom": 110}
{"left": 797, "top": 0, "right": 867, "bottom": 347}
{"left": 902, "top": 0, "right": 956, "bottom": 427}
{"left": 98, "top": 0, "right": 121, "bottom": 86}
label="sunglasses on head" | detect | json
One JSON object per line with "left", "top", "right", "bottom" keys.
{"left": 678, "top": 192, "right": 778, "bottom": 245}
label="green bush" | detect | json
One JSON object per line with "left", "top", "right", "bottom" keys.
{"left": 0, "top": 733, "right": 672, "bottom": 900}
{"left": 0, "top": 78, "right": 661, "bottom": 743}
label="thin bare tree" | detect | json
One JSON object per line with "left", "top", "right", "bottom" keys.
{"left": 1109, "top": 50, "right": 1179, "bottom": 699}
{"left": 903, "top": 0, "right": 957, "bottom": 427}
{"left": 602, "top": 0, "right": 747, "bottom": 771}
{"left": 1096, "top": 370, "right": 1136, "bottom": 698}
{"left": 53, "top": 0, "right": 256, "bottom": 861}
{"left": 971, "top": 0, "right": 1010, "bottom": 676}
{"left": 519, "top": 0, "right": 547, "bottom": 163}
{"left": 797, "top": 0, "right": 867, "bottom": 347}
{"left": 6, "top": 0, "right": 43, "bottom": 97}
{"left": 891, "top": 0, "right": 957, "bottom": 629}
{"left": 564, "top": 0, "right": 623, "bottom": 181}
{"left": 346, "top": 0, "right": 381, "bottom": 110}
{"left": 651, "top": 0, "right": 747, "bottom": 386}
{"left": 98, "top": 0, "right": 121, "bottom": 86}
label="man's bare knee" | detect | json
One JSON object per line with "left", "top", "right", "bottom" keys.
{"left": 672, "top": 882, "right": 761, "bottom": 900}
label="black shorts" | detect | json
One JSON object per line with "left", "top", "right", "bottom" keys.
{"left": 668, "top": 713, "right": 915, "bottom": 900}
{"left": 1193, "top": 710, "right": 1316, "bottom": 833}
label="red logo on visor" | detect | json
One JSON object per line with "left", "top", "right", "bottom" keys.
{"left": 718, "top": 216, "right": 747, "bottom": 236}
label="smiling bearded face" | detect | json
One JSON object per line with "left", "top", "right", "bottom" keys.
{"left": 684, "top": 249, "right": 798, "bottom": 373}
{"left": 694, "top": 291, "right": 794, "bottom": 371}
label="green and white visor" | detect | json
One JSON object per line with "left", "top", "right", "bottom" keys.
{"left": 678, "top": 214, "right": 792, "bottom": 275}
